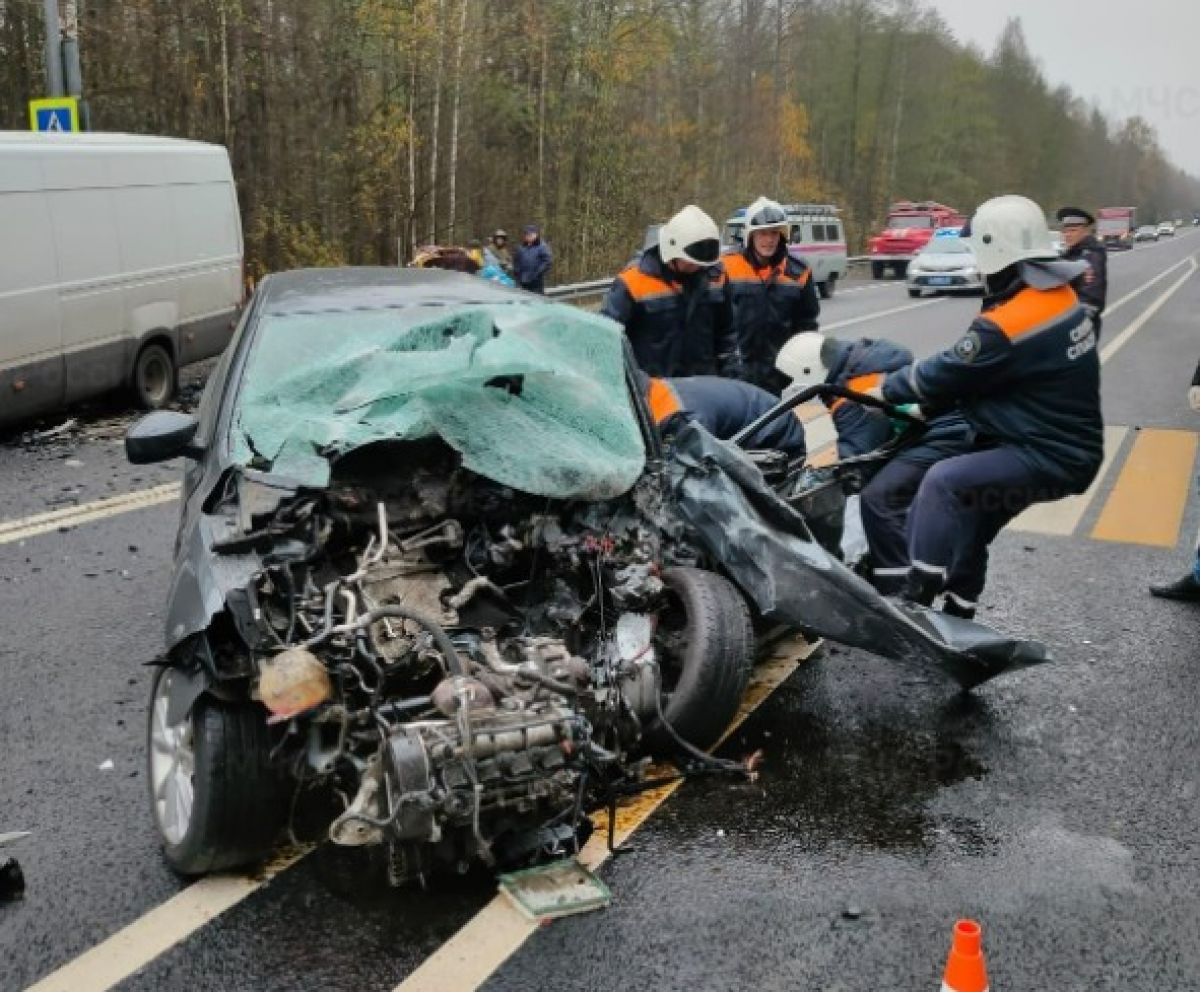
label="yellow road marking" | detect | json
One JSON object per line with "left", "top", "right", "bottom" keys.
{"left": 1010, "top": 426, "right": 1128, "bottom": 536}
{"left": 808, "top": 443, "right": 838, "bottom": 468}
{"left": 0, "top": 483, "right": 180, "bottom": 546}
{"left": 1091, "top": 429, "right": 1199, "bottom": 547}
{"left": 23, "top": 847, "right": 310, "bottom": 992}
{"left": 395, "top": 637, "right": 821, "bottom": 992}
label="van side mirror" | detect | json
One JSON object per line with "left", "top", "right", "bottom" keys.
{"left": 125, "top": 411, "right": 204, "bottom": 464}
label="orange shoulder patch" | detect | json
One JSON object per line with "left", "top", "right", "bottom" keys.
{"left": 620, "top": 266, "right": 677, "bottom": 301}
{"left": 646, "top": 377, "right": 683, "bottom": 424}
{"left": 986, "top": 285, "right": 1077, "bottom": 340}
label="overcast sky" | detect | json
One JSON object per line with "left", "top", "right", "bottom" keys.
{"left": 922, "top": 0, "right": 1200, "bottom": 175}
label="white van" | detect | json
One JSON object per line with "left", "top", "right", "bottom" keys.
{"left": 0, "top": 132, "right": 243, "bottom": 427}
{"left": 724, "top": 203, "right": 849, "bottom": 298}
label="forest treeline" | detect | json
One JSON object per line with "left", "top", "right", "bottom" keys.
{"left": 3, "top": 0, "right": 1199, "bottom": 282}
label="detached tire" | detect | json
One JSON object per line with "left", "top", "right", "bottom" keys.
{"left": 647, "top": 567, "right": 755, "bottom": 751}
{"left": 147, "top": 666, "right": 285, "bottom": 875}
{"left": 818, "top": 274, "right": 837, "bottom": 299}
{"left": 133, "top": 342, "right": 177, "bottom": 409}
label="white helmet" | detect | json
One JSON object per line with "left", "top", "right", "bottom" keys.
{"left": 658, "top": 205, "right": 721, "bottom": 267}
{"left": 774, "top": 332, "right": 830, "bottom": 388}
{"left": 744, "top": 196, "right": 791, "bottom": 237}
{"left": 965, "top": 195, "right": 1058, "bottom": 276}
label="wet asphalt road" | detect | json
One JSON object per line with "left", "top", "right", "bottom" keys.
{"left": 3, "top": 237, "right": 1200, "bottom": 991}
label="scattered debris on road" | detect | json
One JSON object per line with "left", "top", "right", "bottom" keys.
{"left": 0, "top": 859, "right": 25, "bottom": 902}
{"left": 498, "top": 860, "right": 612, "bottom": 921}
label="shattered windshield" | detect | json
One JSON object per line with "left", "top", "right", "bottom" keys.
{"left": 230, "top": 301, "right": 646, "bottom": 498}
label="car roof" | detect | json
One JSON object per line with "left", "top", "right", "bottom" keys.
{"left": 255, "top": 266, "right": 532, "bottom": 315}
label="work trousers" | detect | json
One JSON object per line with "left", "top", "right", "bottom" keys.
{"left": 860, "top": 445, "right": 1065, "bottom": 606}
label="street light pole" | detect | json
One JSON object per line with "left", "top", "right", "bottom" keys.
{"left": 42, "top": 0, "right": 65, "bottom": 97}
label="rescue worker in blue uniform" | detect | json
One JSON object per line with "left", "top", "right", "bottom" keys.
{"left": 1056, "top": 206, "right": 1108, "bottom": 338}
{"left": 723, "top": 197, "right": 821, "bottom": 394}
{"left": 774, "top": 332, "right": 976, "bottom": 587}
{"left": 859, "top": 195, "right": 1104, "bottom": 616}
{"left": 637, "top": 371, "right": 807, "bottom": 464}
{"left": 601, "top": 205, "right": 742, "bottom": 379}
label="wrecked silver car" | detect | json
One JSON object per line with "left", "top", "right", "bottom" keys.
{"left": 128, "top": 268, "right": 1046, "bottom": 883}
{"left": 127, "top": 269, "right": 756, "bottom": 880}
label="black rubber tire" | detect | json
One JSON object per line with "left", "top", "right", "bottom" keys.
{"left": 147, "top": 668, "right": 285, "bottom": 875}
{"left": 870, "top": 261, "right": 885, "bottom": 280}
{"left": 647, "top": 567, "right": 755, "bottom": 751}
{"left": 818, "top": 274, "right": 837, "bottom": 299}
{"left": 133, "top": 342, "right": 177, "bottom": 409}
{"left": 907, "top": 288, "right": 921, "bottom": 298}
{"left": 892, "top": 261, "right": 908, "bottom": 278}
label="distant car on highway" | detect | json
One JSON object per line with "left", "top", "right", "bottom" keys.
{"left": 905, "top": 236, "right": 984, "bottom": 297}
{"left": 1157, "top": 222, "right": 1175, "bottom": 237}
{"left": 1134, "top": 225, "right": 1160, "bottom": 243}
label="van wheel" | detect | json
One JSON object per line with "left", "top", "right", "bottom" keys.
{"left": 645, "top": 567, "right": 755, "bottom": 752}
{"left": 907, "top": 288, "right": 922, "bottom": 298}
{"left": 134, "top": 343, "right": 177, "bottom": 409}
{"left": 870, "top": 262, "right": 885, "bottom": 280}
{"left": 818, "top": 274, "right": 837, "bottom": 299}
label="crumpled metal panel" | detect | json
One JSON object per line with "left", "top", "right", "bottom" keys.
{"left": 165, "top": 512, "right": 260, "bottom": 651}
{"left": 668, "top": 421, "right": 1048, "bottom": 688}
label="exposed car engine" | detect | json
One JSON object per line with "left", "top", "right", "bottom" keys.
{"left": 221, "top": 441, "right": 707, "bottom": 884}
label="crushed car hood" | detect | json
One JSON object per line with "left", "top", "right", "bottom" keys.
{"left": 230, "top": 302, "right": 646, "bottom": 500}
{"left": 668, "top": 422, "right": 1048, "bottom": 688}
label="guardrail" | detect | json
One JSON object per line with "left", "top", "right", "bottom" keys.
{"left": 546, "top": 256, "right": 874, "bottom": 303}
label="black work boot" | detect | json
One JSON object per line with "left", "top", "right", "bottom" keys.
{"left": 901, "top": 567, "right": 942, "bottom": 608}
{"left": 940, "top": 593, "right": 976, "bottom": 620}
{"left": 1149, "top": 573, "right": 1200, "bottom": 602}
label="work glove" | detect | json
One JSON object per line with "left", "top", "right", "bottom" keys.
{"left": 1189, "top": 385, "right": 1200, "bottom": 413}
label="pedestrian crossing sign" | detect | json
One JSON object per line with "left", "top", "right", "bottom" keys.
{"left": 28, "top": 97, "right": 80, "bottom": 133}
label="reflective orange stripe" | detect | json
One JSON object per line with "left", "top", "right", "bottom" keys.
{"left": 619, "top": 266, "right": 678, "bottom": 302}
{"left": 848, "top": 372, "right": 883, "bottom": 392}
{"left": 646, "top": 378, "right": 684, "bottom": 423}
{"left": 986, "top": 285, "right": 1077, "bottom": 340}
{"left": 829, "top": 372, "right": 884, "bottom": 411}
{"left": 721, "top": 252, "right": 810, "bottom": 287}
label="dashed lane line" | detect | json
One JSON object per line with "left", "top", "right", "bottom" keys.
{"left": 0, "top": 483, "right": 180, "bottom": 546}
{"left": 23, "top": 847, "right": 311, "bottom": 992}
{"left": 395, "top": 637, "right": 821, "bottom": 992}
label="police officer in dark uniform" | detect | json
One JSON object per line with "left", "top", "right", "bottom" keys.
{"left": 1056, "top": 206, "right": 1108, "bottom": 338}
{"left": 860, "top": 195, "right": 1104, "bottom": 617}
{"left": 601, "top": 205, "right": 742, "bottom": 379}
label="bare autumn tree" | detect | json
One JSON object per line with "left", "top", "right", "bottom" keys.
{"left": 3, "top": 0, "right": 1198, "bottom": 279}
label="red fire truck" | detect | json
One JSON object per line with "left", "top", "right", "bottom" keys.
{"left": 867, "top": 200, "right": 967, "bottom": 279}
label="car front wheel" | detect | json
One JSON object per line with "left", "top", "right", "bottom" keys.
{"left": 646, "top": 567, "right": 755, "bottom": 752}
{"left": 148, "top": 666, "right": 285, "bottom": 875}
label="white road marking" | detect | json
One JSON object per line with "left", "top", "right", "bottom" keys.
{"left": 822, "top": 296, "right": 946, "bottom": 332}
{"left": 0, "top": 483, "right": 180, "bottom": 546}
{"left": 23, "top": 847, "right": 310, "bottom": 992}
{"left": 1100, "top": 257, "right": 1198, "bottom": 365}
{"left": 1009, "top": 426, "right": 1128, "bottom": 536}
{"left": 1103, "top": 254, "right": 1194, "bottom": 318}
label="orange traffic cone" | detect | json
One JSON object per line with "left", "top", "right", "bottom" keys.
{"left": 941, "top": 919, "right": 989, "bottom": 992}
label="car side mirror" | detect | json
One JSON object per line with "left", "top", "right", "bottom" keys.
{"left": 125, "top": 411, "right": 204, "bottom": 464}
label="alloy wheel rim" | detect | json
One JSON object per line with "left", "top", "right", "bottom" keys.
{"left": 149, "top": 670, "right": 195, "bottom": 846}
